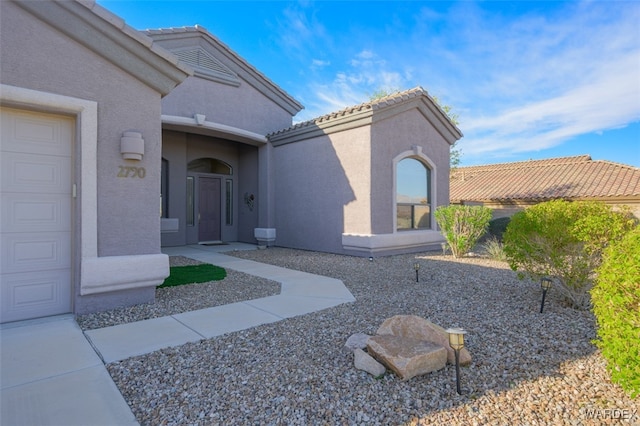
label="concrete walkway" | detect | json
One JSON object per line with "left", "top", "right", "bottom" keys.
{"left": 1, "top": 315, "right": 138, "bottom": 426}
{"left": 1, "top": 244, "right": 355, "bottom": 425}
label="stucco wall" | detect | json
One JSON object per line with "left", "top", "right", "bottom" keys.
{"left": 273, "top": 128, "right": 360, "bottom": 253}
{"left": 151, "top": 33, "right": 294, "bottom": 134}
{"left": 237, "top": 145, "right": 260, "bottom": 242}
{"left": 162, "top": 76, "right": 293, "bottom": 135}
{"left": 161, "top": 130, "right": 188, "bottom": 246}
{"left": 1, "top": 2, "right": 164, "bottom": 258}
{"left": 371, "top": 107, "right": 452, "bottom": 234}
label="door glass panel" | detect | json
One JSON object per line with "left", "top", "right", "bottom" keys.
{"left": 186, "top": 177, "right": 194, "bottom": 226}
{"left": 225, "top": 179, "right": 233, "bottom": 226}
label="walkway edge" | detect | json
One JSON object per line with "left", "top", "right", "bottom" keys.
{"left": 85, "top": 246, "right": 355, "bottom": 363}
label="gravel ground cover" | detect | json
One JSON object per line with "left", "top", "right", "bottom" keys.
{"left": 94, "top": 248, "right": 636, "bottom": 425}
{"left": 76, "top": 256, "right": 281, "bottom": 330}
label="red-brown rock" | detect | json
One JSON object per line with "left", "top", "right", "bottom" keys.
{"left": 367, "top": 334, "right": 447, "bottom": 381}
{"left": 377, "top": 315, "right": 472, "bottom": 366}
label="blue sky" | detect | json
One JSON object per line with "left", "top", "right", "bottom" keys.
{"left": 100, "top": 0, "right": 640, "bottom": 167}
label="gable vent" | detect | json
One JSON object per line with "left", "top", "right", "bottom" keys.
{"left": 174, "top": 48, "right": 240, "bottom": 86}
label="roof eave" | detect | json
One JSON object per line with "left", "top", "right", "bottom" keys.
{"left": 145, "top": 27, "right": 303, "bottom": 115}
{"left": 269, "top": 107, "right": 374, "bottom": 147}
{"left": 15, "top": 0, "right": 192, "bottom": 96}
{"left": 370, "top": 93, "right": 463, "bottom": 145}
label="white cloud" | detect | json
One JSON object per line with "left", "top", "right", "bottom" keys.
{"left": 293, "top": 0, "right": 640, "bottom": 152}
{"left": 310, "top": 58, "right": 330, "bottom": 72}
{"left": 457, "top": 6, "right": 640, "bottom": 161}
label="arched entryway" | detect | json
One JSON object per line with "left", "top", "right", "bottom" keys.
{"left": 188, "top": 158, "right": 232, "bottom": 243}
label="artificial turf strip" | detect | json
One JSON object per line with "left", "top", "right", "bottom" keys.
{"left": 158, "top": 264, "right": 227, "bottom": 288}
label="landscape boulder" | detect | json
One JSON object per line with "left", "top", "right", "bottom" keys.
{"left": 353, "top": 348, "right": 386, "bottom": 377}
{"left": 377, "top": 315, "right": 472, "bottom": 366}
{"left": 344, "top": 333, "right": 371, "bottom": 353}
{"left": 367, "top": 334, "right": 447, "bottom": 381}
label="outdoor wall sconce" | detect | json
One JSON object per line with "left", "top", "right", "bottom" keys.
{"left": 120, "top": 131, "right": 144, "bottom": 161}
{"left": 414, "top": 262, "right": 420, "bottom": 282}
{"left": 540, "top": 277, "right": 552, "bottom": 313}
{"left": 244, "top": 192, "right": 255, "bottom": 211}
{"left": 446, "top": 327, "right": 467, "bottom": 395}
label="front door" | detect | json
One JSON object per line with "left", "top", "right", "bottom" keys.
{"left": 198, "top": 177, "right": 221, "bottom": 242}
{"left": 1, "top": 107, "right": 73, "bottom": 323}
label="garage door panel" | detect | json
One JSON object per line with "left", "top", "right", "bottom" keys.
{"left": 1, "top": 107, "right": 73, "bottom": 323}
{"left": 0, "top": 108, "right": 72, "bottom": 156}
{"left": 1, "top": 152, "right": 71, "bottom": 194}
{"left": 1, "top": 232, "right": 71, "bottom": 274}
{"left": 1, "top": 194, "right": 71, "bottom": 233}
{"left": 0, "top": 270, "right": 71, "bottom": 323}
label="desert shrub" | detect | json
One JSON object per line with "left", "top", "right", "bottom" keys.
{"left": 487, "top": 216, "right": 511, "bottom": 241}
{"left": 481, "top": 236, "right": 508, "bottom": 261}
{"left": 503, "top": 200, "right": 637, "bottom": 309}
{"left": 435, "top": 205, "right": 492, "bottom": 258}
{"left": 591, "top": 227, "right": 640, "bottom": 398}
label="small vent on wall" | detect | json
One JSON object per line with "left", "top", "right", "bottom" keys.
{"left": 174, "top": 48, "right": 240, "bottom": 85}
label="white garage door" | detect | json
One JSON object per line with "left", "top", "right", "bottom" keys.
{"left": 1, "top": 107, "right": 73, "bottom": 323}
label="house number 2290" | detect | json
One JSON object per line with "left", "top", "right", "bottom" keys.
{"left": 117, "top": 166, "right": 146, "bottom": 178}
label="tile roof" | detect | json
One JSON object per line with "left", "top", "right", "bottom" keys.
{"left": 268, "top": 86, "right": 461, "bottom": 138}
{"left": 450, "top": 155, "right": 640, "bottom": 203}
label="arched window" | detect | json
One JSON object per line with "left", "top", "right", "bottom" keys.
{"left": 187, "top": 158, "right": 232, "bottom": 175}
{"left": 396, "top": 158, "right": 431, "bottom": 230}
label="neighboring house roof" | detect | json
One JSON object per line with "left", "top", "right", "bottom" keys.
{"left": 14, "top": 0, "right": 192, "bottom": 96}
{"left": 450, "top": 155, "right": 640, "bottom": 203}
{"left": 268, "top": 86, "right": 463, "bottom": 146}
{"left": 144, "top": 26, "right": 304, "bottom": 116}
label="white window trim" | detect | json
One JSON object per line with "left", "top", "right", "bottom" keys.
{"left": 392, "top": 145, "right": 438, "bottom": 233}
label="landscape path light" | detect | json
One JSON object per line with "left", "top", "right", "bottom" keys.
{"left": 446, "top": 327, "right": 467, "bottom": 395}
{"left": 540, "top": 277, "right": 552, "bottom": 313}
{"left": 414, "top": 262, "right": 420, "bottom": 282}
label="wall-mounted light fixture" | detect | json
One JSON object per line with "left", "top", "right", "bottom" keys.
{"left": 120, "top": 131, "right": 144, "bottom": 161}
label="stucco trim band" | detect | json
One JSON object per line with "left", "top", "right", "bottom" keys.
{"left": 80, "top": 254, "right": 169, "bottom": 295}
{"left": 342, "top": 231, "right": 445, "bottom": 254}
{"left": 162, "top": 114, "right": 267, "bottom": 146}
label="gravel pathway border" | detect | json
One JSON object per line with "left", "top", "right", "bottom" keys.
{"left": 76, "top": 256, "right": 281, "bottom": 331}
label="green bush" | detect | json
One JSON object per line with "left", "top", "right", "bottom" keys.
{"left": 591, "top": 227, "right": 640, "bottom": 398}
{"left": 435, "top": 205, "right": 492, "bottom": 258}
{"left": 503, "top": 200, "right": 637, "bottom": 309}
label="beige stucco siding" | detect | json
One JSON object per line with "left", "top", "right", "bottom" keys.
{"left": 162, "top": 77, "right": 292, "bottom": 135}
{"left": 371, "top": 107, "right": 452, "bottom": 233}
{"left": 273, "top": 128, "right": 365, "bottom": 253}
{"left": 1, "top": 2, "right": 164, "bottom": 257}
{"left": 334, "top": 126, "right": 373, "bottom": 235}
